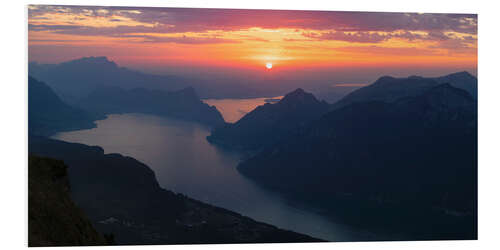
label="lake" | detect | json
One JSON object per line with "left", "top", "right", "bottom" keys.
{"left": 52, "top": 98, "right": 368, "bottom": 241}
{"left": 204, "top": 96, "right": 283, "bottom": 123}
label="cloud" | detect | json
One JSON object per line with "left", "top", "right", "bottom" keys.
{"left": 29, "top": 5, "right": 477, "bottom": 35}
{"left": 335, "top": 46, "right": 440, "bottom": 56}
{"left": 282, "top": 38, "right": 313, "bottom": 42}
{"left": 28, "top": 5, "right": 477, "bottom": 51}
{"left": 28, "top": 38, "right": 92, "bottom": 43}
{"left": 303, "top": 31, "right": 390, "bottom": 43}
{"left": 428, "top": 38, "right": 477, "bottom": 55}
{"left": 123, "top": 34, "right": 241, "bottom": 44}
{"left": 28, "top": 24, "right": 84, "bottom": 31}
{"left": 426, "top": 31, "right": 451, "bottom": 41}
{"left": 236, "top": 34, "right": 270, "bottom": 42}
{"left": 296, "top": 29, "right": 475, "bottom": 53}
{"left": 28, "top": 23, "right": 241, "bottom": 44}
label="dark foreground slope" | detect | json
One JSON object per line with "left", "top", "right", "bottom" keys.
{"left": 28, "top": 76, "right": 99, "bottom": 136}
{"left": 28, "top": 136, "right": 321, "bottom": 245}
{"left": 77, "top": 86, "right": 225, "bottom": 127}
{"left": 28, "top": 155, "right": 108, "bottom": 246}
{"left": 207, "top": 88, "right": 330, "bottom": 150}
{"left": 239, "top": 84, "right": 477, "bottom": 240}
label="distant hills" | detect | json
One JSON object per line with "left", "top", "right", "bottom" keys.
{"left": 28, "top": 136, "right": 321, "bottom": 245}
{"left": 29, "top": 75, "right": 225, "bottom": 131}
{"left": 332, "top": 71, "right": 477, "bottom": 110}
{"left": 28, "top": 56, "right": 268, "bottom": 101}
{"left": 77, "top": 86, "right": 225, "bottom": 127}
{"left": 207, "top": 88, "right": 330, "bottom": 150}
{"left": 29, "top": 56, "right": 188, "bottom": 104}
{"left": 28, "top": 76, "right": 99, "bottom": 136}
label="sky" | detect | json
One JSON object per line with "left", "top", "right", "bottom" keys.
{"left": 28, "top": 5, "right": 477, "bottom": 82}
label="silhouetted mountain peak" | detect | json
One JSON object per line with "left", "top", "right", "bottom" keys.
{"left": 280, "top": 88, "right": 319, "bottom": 105}
{"left": 446, "top": 71, "right": 474, "bottom": 78}
{"left": 207, "top": 88, "right": 330, "bottom": 150}
{"left": 289, "top": 88, "right": 305, "bottom": 94}
{"left": 76, "top": 56, "right": 112, "bottom": 63}
{"left": 373, "top": 76, "right": 396, "bottom": 85}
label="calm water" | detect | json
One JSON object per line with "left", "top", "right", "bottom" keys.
{"left": 52, "top": 98, "right": 367, "bottom": 241}
{"left": 204, "top": 96, "right": 282, "bottom": 123}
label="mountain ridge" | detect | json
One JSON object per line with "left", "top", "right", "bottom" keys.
{"left": 29, "top": 57, "right": 188, "bottom": 104}
{"left": 207, "top": 88, "right": 330, "bottom": 150}
{"left": 77, "top": 85, "right": 225, "bottom": 127}
{"left": 331, "top": 71, "right": 477, "bottom": 110}
{"left": 237, "top": 83, "right": 477, "bottom": 239}
{"left": 28, "top": 76, "right": 100, "bottom": 136}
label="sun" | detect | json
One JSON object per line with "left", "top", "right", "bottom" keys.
{"left": 266, "top": 62, "right": 273, "bottom": 69}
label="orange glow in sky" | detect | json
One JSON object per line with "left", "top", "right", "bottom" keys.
{"left": 28, "top": 6, "right": 477, "bottom": 73}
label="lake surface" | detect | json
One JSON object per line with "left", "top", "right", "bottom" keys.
{"left": 53, "top": 108, "right": 368, "bottom": 241}
{"left": 204, "top": 96, "right": 282, "bottom": 123}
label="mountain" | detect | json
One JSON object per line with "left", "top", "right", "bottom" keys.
{"left": 207, "top": 88, "right": 330, "bottom": 150}
{"left": 207, "top": 72, "right": 476, "bottom": 151}
{"left": 77, "top": 86, "right": 225, "bottom": 127}
{"left": 28, "top": 76, "right": 100, "bottom": 136}
{"left": 28, "top": 136, "right": 321, "bottom": 245}
{"left": 434, "top": 71, "right": 478, "bottom": 99}
{"left": 314, "top": 85, "right": 366, "bottom": 104}
{"left": 238, "top": 84, "right": 477, "bottom": 239}
{"left": 28, "top": 155, "right": 109, "bottom": 246}
{"left": 29, "top": 56, "right": 188, "bottom": 104}
{"left": 331, "top": 71, "right": 477, "bottom": 110}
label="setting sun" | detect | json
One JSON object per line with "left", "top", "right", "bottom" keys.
{"left": 266, "top": 62, "right": 273, "bottom": 69}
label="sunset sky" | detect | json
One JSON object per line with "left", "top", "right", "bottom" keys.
{"left": 28, "top": 5, "right": 477, "bottom": 78}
